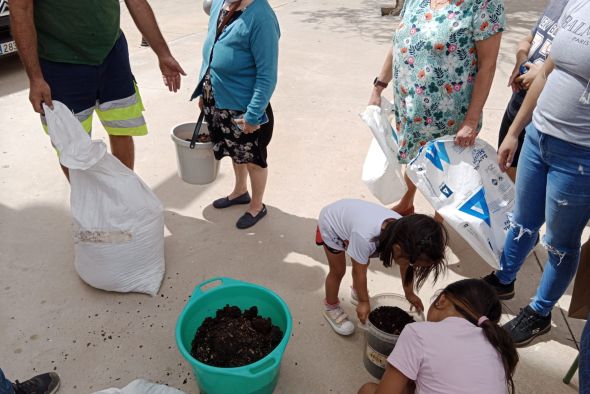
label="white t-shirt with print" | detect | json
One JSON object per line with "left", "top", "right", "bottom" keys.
{"left": 318, "top": 199, "right": 401, "bottom": 264}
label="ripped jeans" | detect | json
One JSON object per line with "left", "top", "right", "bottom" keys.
{"left": 582, "top": 313, "right": 590, "bottom": 393}
{"left": 496, "top": 124, "right": 590, "bottom": 316}
{"left": 0, "top": 369, "right": 14, "bottom": 394}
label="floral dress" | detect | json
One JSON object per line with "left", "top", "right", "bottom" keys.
{"left": 392, "top": 0, "right": 505, "bottom": 163}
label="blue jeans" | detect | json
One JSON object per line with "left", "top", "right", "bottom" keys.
{"left": 582, "top": 313, "right": 590, "bottom": 393}
{"left": 495, "top": 124, "right": 590, "bottom": 316}
{"left": 578, "top": 315, "right": 590, "bottom": 394}
{"left": 0, "top": 369, "right": 14, "bottom": 394}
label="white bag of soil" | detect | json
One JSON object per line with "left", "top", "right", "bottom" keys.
{"left": 406, "top": 137, "right": 515, "bottom": 269}
{"left": 93, "top": 379, "right": 185, "bottom": 394}
{"left": 44, "top": 101, "right": 165, "bottom": 295}
{"left": 360, "top": 98, "right": 407, "bottom": 205}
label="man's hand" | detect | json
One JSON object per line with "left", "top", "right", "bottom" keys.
{"left": 159, "top": 55, "right": 186, "bottom": 92}
{"left": 454, "top": 122, "right": 477, "bottom": 147}
{"left": 197, "top": 96, "right": 204, "bottom": 111}
{"left": 356, "top": 301, "right": 371, "bottom": 324}
{"left": 29, "top": 78, "right": 53, "bottom": 114}
{"left": 404, "top": 292, "right": 424, "bottom": 312}
{"left": 515, "top": 63, "right": 541, "bottom": 91}
{"left": 234, "top": 118, "right": 260, "bottom": 134}
{"left": 498, "top": 133, "right": 519, "bottom": 172}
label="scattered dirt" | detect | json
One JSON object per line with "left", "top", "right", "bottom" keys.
{"left": 185, "top": 133, "right": 211, "bottom": 143}
{"left": 368, "top": 306, "right": 415, "bottom": 335}
{"left": 191, "top": 305, "right": 283, "bottom": 367}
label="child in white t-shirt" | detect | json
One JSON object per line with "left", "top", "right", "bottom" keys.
{"left": 358, "top": 279, "right": 519, "bottom": 394}
{"left": 316, "top": 199, "right": 448, "bottom": 335}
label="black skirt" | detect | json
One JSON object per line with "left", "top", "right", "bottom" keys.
{"left": 202, "top": 73, "right": 273, "bottom": 168}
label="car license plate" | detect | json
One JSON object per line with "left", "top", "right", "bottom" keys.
{"left": 0, "top": 40, "right": 17, "bottom": 55}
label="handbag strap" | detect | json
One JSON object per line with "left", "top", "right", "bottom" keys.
{"left": 189, "top": 111, "right": 206, "bottom": 149}
{"left": 192, "top": 1, "right": 243, "bottom": 149}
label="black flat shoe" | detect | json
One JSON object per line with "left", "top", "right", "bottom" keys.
{"left": 236, "top": 205, "right": 267, "bottom": 229}
{"left": 212, "top": 192, "right": 251, "bottom": 209}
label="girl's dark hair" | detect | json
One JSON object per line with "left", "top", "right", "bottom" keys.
{"left": 442, "top": 279, "right": 519, "bottom": 393}
{"left": 376, "top": 214, "right": 448, "bottom": 290}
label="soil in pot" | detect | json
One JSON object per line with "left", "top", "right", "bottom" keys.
{"left": 185, "top": 134, "right": 211, "bottom": 143}
{"left": 368, "top": 306, "right": 415, "bottom": 335}
{"left": 190, "top": 305, "right": 283, "bottom": 367}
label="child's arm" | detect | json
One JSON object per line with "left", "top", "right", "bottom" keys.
{"left": 399, "top": 262, "right": 424, "bottom": 312}
{"left": 358, "top": 363, "right": 411, "bottom": 394}
{"left": 352, "top": 259, "right": 371, "bottom": 324}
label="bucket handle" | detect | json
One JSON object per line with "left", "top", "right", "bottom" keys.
{"left": 248, "top": 354, "right": 279, "bottom": 378}
{"left": 189, "top": 277, "right": 243, "bottom": 303}
{"left": 189, "top": 111, "right": 205, "bottom": 149}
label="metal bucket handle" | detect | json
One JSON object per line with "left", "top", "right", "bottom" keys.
{"left": 189, "top": 111, "right": 206, "bottom": 149}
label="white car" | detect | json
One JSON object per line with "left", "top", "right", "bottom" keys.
{"left": 0, "top": 0, "right": 17, "bottom": 57}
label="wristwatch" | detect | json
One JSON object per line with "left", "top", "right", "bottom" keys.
{"left": 373, "top": 77, "right": 388, "bottom": 89}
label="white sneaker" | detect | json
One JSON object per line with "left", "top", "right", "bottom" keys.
{"left": 323, "top": 306, "right": 355, "bottom": 336}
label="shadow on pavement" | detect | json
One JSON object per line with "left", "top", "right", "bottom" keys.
{"left": 0, "top": 55, "right": 27, "bottom": 98}
{"left": 164, "top": 206, "right": 327, "bottom": 294}
{"left": 292, "top": 0, "right": 400, "bottom": 44}
{"left": 152, "top": 172, "right": 225, "bottom": 211}
{"left": 0, "top": 203, "right": 73, "bottom": 277}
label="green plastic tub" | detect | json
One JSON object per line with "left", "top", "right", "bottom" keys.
{"left": 176, "top": 277, "right": 293, "bottom": 394}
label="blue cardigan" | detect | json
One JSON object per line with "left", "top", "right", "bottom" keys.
{"left": 191, "top": 0, "right": 280, "bottom": 125}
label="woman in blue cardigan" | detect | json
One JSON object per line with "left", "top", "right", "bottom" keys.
{"left": 193, "top": 0, "right": 280, "bottom": 229}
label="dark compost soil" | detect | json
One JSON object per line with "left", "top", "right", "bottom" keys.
{"left": 191, "top": 305, "right": 283, "bottom": 367}
{"left": 368, "top": 306, "right": 415, "bottom": 335}
{"left": 185, "top": 134, "right": 211, "bottom": 143}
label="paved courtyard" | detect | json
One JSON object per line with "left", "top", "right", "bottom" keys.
{"left": 0, "top": 0, "right": 586, "bottom": 392}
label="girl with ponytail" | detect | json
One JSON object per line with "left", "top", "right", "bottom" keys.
{"left": 359, "top": 279, "right": 519, "bottom": 394}
{"left": 317, "top": 199, "right": 447, "bottom": 336}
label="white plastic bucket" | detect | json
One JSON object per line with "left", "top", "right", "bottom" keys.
{"left": 171, "top": 122, "right": 219, "bottom": 185}
{"left": 363, "top": 293, "right": 424, "bottom": 379}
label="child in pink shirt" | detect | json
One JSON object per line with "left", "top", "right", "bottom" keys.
{"left": 359, "top": 279, "right": 519, "bottom": 394}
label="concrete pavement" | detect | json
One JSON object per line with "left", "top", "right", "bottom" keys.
{"left": 0, "top": 0, "right": 584, "bottom": 392}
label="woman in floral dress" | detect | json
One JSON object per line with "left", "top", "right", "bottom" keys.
{"left": 369, "top": 0, "right": 505, "bottom": 215}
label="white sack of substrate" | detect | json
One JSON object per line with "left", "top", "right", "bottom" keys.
{"left": 44, "top": 101, "right": 165, "bottom": 295}
{"left": 360, "top": 98, "right": 407, "bottom": 205}
{"left": 93, "top": 379, "right": 185, "bottom": 394}
{"left": 406, "top": 137, "right": 515, "bottom": 269}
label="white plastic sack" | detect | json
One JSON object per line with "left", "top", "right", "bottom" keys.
{"left": 93, "top": 379, "right": 185, "bottom": 394}
{"left": 360, "top": 98, "right": 407, "bottom": 205}
{"left": 44, "top": 101, "right": 165, "bottom": 295}
{"left": 407, "top": 137, "right": 515, "bottom": 269}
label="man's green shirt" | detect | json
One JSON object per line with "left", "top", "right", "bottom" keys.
{"left": 34, "top": 0, "right": 121, "bottom": 65}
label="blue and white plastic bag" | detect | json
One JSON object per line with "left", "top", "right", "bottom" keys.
{"left": 407, "top": 138, "right": 515, "bottom": 268}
